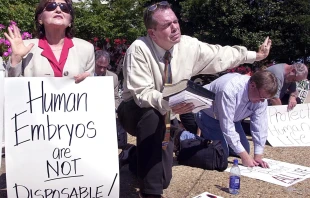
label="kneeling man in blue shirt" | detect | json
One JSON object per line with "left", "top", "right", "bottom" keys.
{"left": 196, "top": 70, "right": 278, "bottom": 168}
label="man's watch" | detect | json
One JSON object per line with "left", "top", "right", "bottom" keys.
{"left": 290, "top": 94, "right": 297, "bottom": 97}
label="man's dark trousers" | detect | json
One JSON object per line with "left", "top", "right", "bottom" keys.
{"left": 117, "top": 99, "right": 174, "bottom": 195}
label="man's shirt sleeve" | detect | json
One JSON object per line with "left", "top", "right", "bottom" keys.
{"left": 191, "top": 38, "right": 256, "bottom": 75}
{"left": 124, "top": 52, "right": 169, "bottom": 115}
{"left": 250, "top": 103, "right": 268, "bottom": 154}
{"left": 217, "top": 91, "right": 246, "bottom": 154}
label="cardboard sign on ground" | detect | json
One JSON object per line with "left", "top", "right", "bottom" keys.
{"left": 267, "top": 104, "right": 310, "bottom": 147}
{"left": 226, "top": 158, "right": 310, "bottom": 187}
{"left": 5, "top": 77, "right": 119, "bottom": 198}
{"left": 297, "top": 80, "right": 309, "bottom": 104}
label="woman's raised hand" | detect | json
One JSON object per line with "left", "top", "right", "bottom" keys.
{"left": 4, "top": 24, "right": 34, "bottom": 66}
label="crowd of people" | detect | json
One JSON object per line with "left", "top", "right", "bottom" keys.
{"left": 1, "top": 0, "right": 309, "bottom": 198}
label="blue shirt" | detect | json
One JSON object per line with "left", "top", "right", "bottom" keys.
{"left": 202, "top": 73, "right": 268, "bottom": 154}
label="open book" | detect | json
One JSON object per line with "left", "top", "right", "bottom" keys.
{"left": 162, "top": 79, "right": 215, "bottom": 113}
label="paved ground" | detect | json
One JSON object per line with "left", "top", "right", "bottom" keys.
{"left": 0, "top": 136, "right": 310, "bottom": 198}
{"left": 1, "top": 94, "right": 310, "bottom": 198}
{"left": 118, "top": 135, "right": 310, "bottom": 198}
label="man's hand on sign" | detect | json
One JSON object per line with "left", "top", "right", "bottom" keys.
{"left": 287, "top": 95, "right": 297, "bottom": 111}
{"left": 239, "top": 151, "right": 259, "bottom": 167}
{"left": 254, "top": 154, "right": 269, "bottom": 168}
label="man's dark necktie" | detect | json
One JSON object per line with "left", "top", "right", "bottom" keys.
{"left": 162, "top": 51, "right": 172, "bottom": 150}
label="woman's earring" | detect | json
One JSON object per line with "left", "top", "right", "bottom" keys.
{"left": 39, "top": 20, "right": 43, "bottom": 25}
{"left": 68, "top": 23, "right": 71, "bottom": 27}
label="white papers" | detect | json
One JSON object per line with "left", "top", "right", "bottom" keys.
{"left": 267, "top": 104, "right": 310, "bottom": 147}
{"left": 169, "top": 90, "right": 213, "bottom": 113}
{"left": 225, "top": 158, "right": 310, "bottom": 187}
{"left": 193, "top": 192, "right": 223, "bottom": 198}
{"left": 5, "top": 77, "right": 119, "bottom": 197}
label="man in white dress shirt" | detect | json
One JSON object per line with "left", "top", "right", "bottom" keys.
{"left": 117, "top": 1, "right": 272, "bottom": 197}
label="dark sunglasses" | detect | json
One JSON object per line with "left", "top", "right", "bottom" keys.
{"left": 45, "top": 2, "right": 71, "bottom": 14}
{"left": 147, "top": 1, "right": 169, "bottom": 12}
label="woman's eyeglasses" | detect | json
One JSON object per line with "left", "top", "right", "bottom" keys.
{"left": 147, "top": 1, "right": 169, "bottom": 12}
{"left": 44, "top": 2, "right": 71, "bottom": 14}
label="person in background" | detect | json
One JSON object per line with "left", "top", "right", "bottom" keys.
{"left": 94, "top": 50, "right": 120, "bottom": 107}
{"left": 94, "top": 50, "right": 133, "bottom": 160}
{"left": 4, "top": 0, "right": 94, "bottom": 82}
{"left": 196, "top": 70, "right": 278, "bottom": 168}
{"left": 266, "top": 63, "right": 308, "bottom": 110}
{"left": 117, "top": 1, "right": 272, "bottom": 197}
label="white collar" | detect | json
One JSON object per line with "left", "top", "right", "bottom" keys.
{"left": 151, "top": 37, "right": 174, "bottom": 61}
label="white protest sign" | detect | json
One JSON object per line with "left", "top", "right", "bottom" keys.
{"left": 226, "top": 158, "right": 310, "bottom": 187}
{"left": 0, "top": 68, "right": 4, "bottom": 167}
{"left": 267, "top": 104, "right": 310, "bottom": 147}
{"left": 5, "top": 77, "right": 119, "bottom": 198}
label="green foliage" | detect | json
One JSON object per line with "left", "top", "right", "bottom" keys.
{"left": 0, "top": 0, "right": 35, "bottom": 61}
{"left": 0, "top": 0, "right": 36, "bottom": 34}
{"left": 180, "top": 0, "right": 310, "bottom": 64}
{"left": 1, "top": 0, "right": 309, "bottom": 65}
{"left": 0, "top": 0, "right": 147, "bottom": 44}
{"left": 74, "top": 0, "right": 147, "bottom": 43}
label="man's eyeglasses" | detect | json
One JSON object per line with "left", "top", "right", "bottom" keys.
{"left": 44, "top": 2, "right": 71, "bottom": 14}
{"left": 147, "top": 1, "right": 169, "bottom": 12}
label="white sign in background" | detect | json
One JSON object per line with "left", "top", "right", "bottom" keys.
{"left": 297, "top": 80, "right": 309, "bottom": 103}
{"left": 267, "top": 104, "right": 310, "bottom": 147}
{"left": 225, "top": 158, "right": 310, "bottom": 187}
{"left": 5, "top": 77, "right": 119, "bottom": 198}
